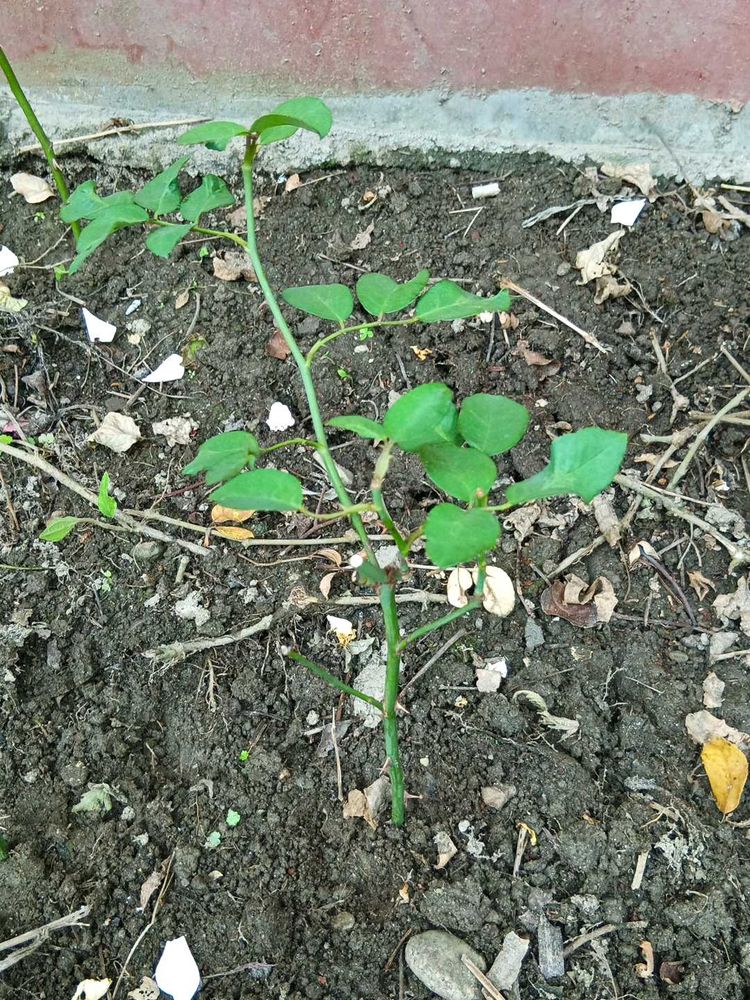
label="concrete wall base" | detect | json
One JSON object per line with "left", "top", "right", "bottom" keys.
{"left": 2, "top": 85, "right": 747, "bottom": 182}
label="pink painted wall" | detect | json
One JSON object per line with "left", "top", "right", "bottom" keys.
{"left": 5, "top": 0, "right": 750, "bottom": 104}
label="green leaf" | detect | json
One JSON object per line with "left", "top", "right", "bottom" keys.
{"left": 179, "top": 175, "right": 234, "bottom": 223}
{"left": 281, "top": 283, "right": 354, "bottom": 324}
{"left": 205, "top": 830, "right": 222, "bottom": 849}
{"left": 415, "top": 281, "right": 511, "bottom": 323}
{"left": 357, "top": 559, "right": 389, "bottom": 586}
{"left": 225, "top": 809, "right": 241, "bottom": 827}
{"left": 69, "top": 203, "right": 150, "bottom": 274}
{"left": 97, "top": 472, "right": 117, "bottom": 518}
{"left": 253, "top": 97, "right": 333, "bottom": 146}
{"left": 458, "top": 393, "right": 530, "bottom": 456}
{"left": 60, "top": 180, "right": 102, "bottom": 222}
{"left": 40, "top": 516, "right": 79, "bottom": 542}
{"left": 383, "top": 383, "right": 459, "bottom": 452}
{"left": 146, "top": 223, "right": 193, "bottom": 258}
{"left": 505, "top": 427, "right": 628, "bottom": 506}
{"left": 418, "top": 443, "right": 496, "bottom": 502}
{"left": 423, "top": 504, "right": 500, "bottom": 568}
{"left": 178, "top": 120, "right": 248, "bottom": 151}
{"left": 183, "top": 430, "right": 260, "bottom": 486}
{"left": 356, "top": 269, "right": 430, "bottom": 317}
{"left": 327, "top": 415, "right": 386, "bottom": 441}
{"left": 134, "top": 156, "right": 190, "bottom": 215}
{"left": 211, "top": 468, "right": 303, "bottom": 512}
{"left": 0, "top": 834, "right": 8, "bottom": 862}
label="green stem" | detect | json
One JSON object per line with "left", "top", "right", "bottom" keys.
{"left": 486, "top": 502, "right": 513, "bottom": 512}
{"left": 149, "top": 218, "right": 248, "bottom": 250}
{"left": 380, "top": 584, "right": 405, "bottom": 826}
{"left": 287, "top": 651, "right": 384, "bottom": 711}
{"left": 371, "top": 440, "right": 409, "bottom": 556}
{"left": 260, "top": 438, "right": 319, "bottom": 454}
{"left": 241, "top": 144, "right": 373, "bottom": 558}
{"left": 306, "top": 316, "right": 419, "bottom": 366}
{"left": 398, "top": 600, "right": 481, "bottom": 652}
{"left": 0, "top": 46, "right": 80, "bottom": 239}
{"left": 301, "top": 503, "right": 375, "bottom": 521}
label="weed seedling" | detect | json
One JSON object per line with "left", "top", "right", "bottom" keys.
{"left": 9, "top": 89, "right": 627, "bottom": 825}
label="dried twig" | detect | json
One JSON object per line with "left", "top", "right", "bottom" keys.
{"left": 111, "top": 853, "right": 174, "bottom": 999}
{"left": 563, "top": 922, "right": 618, "bottom": 958}
{"left": 498, "top": 278, "right": 608, "bottom": 354}
{"left": 667, "top": 388, "right": 749, "bottom": 489}
{"left": 18, "top": 116, "right": 210, "bottom": 154}
{"left": 461, "top": 955, "right": 507, "bottom": 1000}
{"left": 145, "top": 614, "right": 275, "bottom": 665}
{"left": 0, "top": 905, "right": 90, "bottom": 973}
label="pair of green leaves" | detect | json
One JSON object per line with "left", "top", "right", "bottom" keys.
{"left": 40, "top": 472, "right": 118, "bottom": 542}
{"left": 177, "top": 97, "right": 333, "bottom": 151}
{"left": 280, "top": 273, "right": 512, "bottom": 325}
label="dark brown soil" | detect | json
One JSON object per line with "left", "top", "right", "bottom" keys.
{"left": 1, "top": 152, "right": 750, "bottom": 999}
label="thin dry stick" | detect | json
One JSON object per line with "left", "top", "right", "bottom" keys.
{"left": 111, "top": 853, "right": 174, "bottom": 1000}
{"left": 461, "top": 955, "right": 507, "bottom": 1000}
{"left": 144, "top": 614, "right": 275, "bottom": 665}
{"left": 0, "top": 441, "right": 208, "bottom": 557}
{"left": 563, "top": 922, "right": 618, "bottom": 958}
{"left": 331, "top": 708, "right": 344, "bottom": 801}
{"left": 398, "top": 629, "right": 466, "bottom": 701}
{"left": 615, "top": 474, "right": 750, "bottom": 567}
{"left": 720, "top": 344, "right": 750, "bottom": 386}
{"left": 499, "top": 278, "right": 608, "bottom": 354}
{"left": 18, "top": 116, "right": 210, "bottom": 154}
{"left": 667, "top": 388, "right": 749, "bottom": 489}
{"left": 0, "top": 905, "right": 90, "bottom": 973}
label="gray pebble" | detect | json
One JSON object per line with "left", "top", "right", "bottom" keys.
{"left": 405, "top": 930, "right": 486, "bottom": 1000}
{"left": 524, "top": 618, "right": 545, "bottom": 652}
{"left": 331, "top": 911, "right": 355, "bottom": 931}
{"left": 131, "top": 540, "right": 164, "bottom": 562}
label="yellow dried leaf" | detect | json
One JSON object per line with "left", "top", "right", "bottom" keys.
{"left": 214, "top": 526, "right": 255, "bottom": 541}
{"left": 211, "top": 504, "right": 255, "bottom": 524}
{"left": 410, "top": 345, "right": 432, "bottom": 361}
{"left": 701, "top": 737, "right": 748, "bottom": 814}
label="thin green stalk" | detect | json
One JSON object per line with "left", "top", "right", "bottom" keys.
{"left": 371, "top": 440, "right": 409, "bottom": 556}
{"left": 260, "top": 438, "right": 319, "bottom": 454}
{"left": 301, "top": 503, "right": 375, "bottom": 521}
{"left": 287, "top": 651, "right": 384, "bottom": 711}
{"left": 306, "top": 316, "right": 419, "bottom": 366}
{"left": 398, "top": 600, "right": 481, "bottom": 652}
{"left": 149, "top": 219, "right": 248, "bottom": 250}
{"left": 380, "top": 584, "right": 405, "bottom": 826}
{"left": 0, "top": 46, "right": 79, "bottom": 238}
{"left": 240, "top": 144, "right": 373, "bottom": 558}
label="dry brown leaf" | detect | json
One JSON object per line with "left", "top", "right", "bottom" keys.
{"left": 575, "top": 230, "right": 624, "bottom": 284}
{"left": 702, "top": 672, "right": 725, "bottom": 710}
{"left": 514, "top": 339, "right": 553, "bottom": 366}
{"left": 713, "top": 577, "right": 750, "bottom": 637}
{"left": 701, "top": 738, "right": 748, "bottom": 814}
{"left": 139, "top": 860, "right": 167, "bottom": 909}
{"left": 600, "top": 161, "right": 657, "bottom": 200}
{"left": 226, "top": 205, "right": 247, "bottom": 229}
{"left": 541, "top": 574, "right": 617, "bottom": 626}
{"left": 591, "top": 493, "right": 621, "bottom": 547}
{"left": 284, "top": 173, "right": 301, "bottom": 193}
{"left": 0, "top": 283, "right": 28, "bottom": 313}
{"left": 314, "top": 547, "right": 342, "bottom": 567}
{"left": 214, "top": 525, "right": 255, "bottom": 541}
{"left": 343, "top": 776, "right": 389, "bottom": 829}
{"left": 481, "top": 784, "right": 516, "bottom": 811}
{"left": 350, "top": 222, "right": 374, "bottom": 251}
{"left": 212, "top": 251, "right": 257, "bottom": 282}
{"left": 266, "top": 329, "right": 291, "bottom": 360}
{"left": 634, "top": 452, "right": 678, "bottom": 469}
{"left": 594, "top": 273, "right": 632, "bottom": 304}
{"left": 211, "top": 505, "right": 254, "bottom": 524}
{"left": 411, "top": 345, "right": 432, "bottom": 361}
{"left": 635, "top": 940, "right": 655, "bottom": 979}
{"left": 319, "top": 572, "right": 336, "bottom": 599}
{"left": 685, "top": 710, "right": 750, "bottom": 748}
{"left": 702, "top": 210, "right": 731, "bottom": 235}
{"left": 11, "top": 171, "right": 55, "bottom": 203}
{"left": 688, "top": 569, "right": 715, "bottom": 601}
{"left": 174, "top": 289, "right": 190, "bottom": 310}
{"left": 88, "top": 411, "right": 141, "bottom": 453}
{"left": 433, "top": 830, "right": 458, "bottom": 870}
{"left": 499, "top": 311, "right": 520, "bottom": 330}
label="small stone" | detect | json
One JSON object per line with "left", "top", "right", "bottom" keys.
{"left": 488, "top": 931, "right": 529, "bottom": 992}
{"left": 331, "top": 911, "right": 355, "bottom": 931}
{"left": 524, "top": 618, "right": 544, "bottom": 652}
{"left": 405, "top": 930, "right": 486, "bottom": 1000}
{"left": 556, "top": 262, "right": 572, "bottom": 276}
{"left": 132, "top": 540, "right": 164, "bottom": 562}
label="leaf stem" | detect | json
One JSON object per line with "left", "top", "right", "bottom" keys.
{"left": 260, "top": 438, "right": 320, "bottom": 454}
{"left": 301, "top": 503, "right": 375, "bottom": 521}
{"left": 0, "top": 45, "right": 80, "bottom": 238}
{"left": 371, "top": 441, "right": 409, "bottom": 556}
{"left": 306, "top": 316, "right": 419, "bottom": 366}
{"left": 287, "top": 650, "right": 384, "bottom": 711}
{"left": 398, "top": 600, "right": 481, "bottom": 652}
{"left": 149, "top": 218, "right": 248, "bottom": 250}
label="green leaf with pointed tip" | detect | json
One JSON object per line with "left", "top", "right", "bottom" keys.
{"left": 253, "top": 97, "right": 333, "bottom": 146}
{"left": 183, "top": 431, "right": 260, "bottom": 486}
{"left": 384, "top": 383, "right": 459, "bottom": 452}
{"left": 61, "top": 183, "right": 138, "bottom": 223}
{"left": 506, "top": 427, "right": 628, "bottom": 506}
{"left": 281, "top": 283, "right": 354, "bottom": 323}
{"left": 69, "top": 203, "right": 150, "bottom": 274}
{"left": 179, "top": 175, "right": 234, "bottom": 223}
{"left": 97, "top": 472, "right": 117, "bottom": 519}
{"left": 416, "top": 281, "right": 511, "bottom": 323}
{"left": 327, "top": 415, "right": 386, "bottom": 441}
{"left": 356, "top": 269, "right": 430, "bottom": 316}
{"left": 418, "top": 443, "right": 496, "bottom": 502}
{"left": 211, "top": 468, "right": 303, "bottom": 512}
{"left": 424, "top": 505, "right": 500, "bottom": 568}
{"left": 458, "top": 393, "right": 529, "bottom": 456}
{"left": 134, "top": 156, "right": 190, "bottom": 215}
{"left": 40, "top": 516, "right": 79, "bottom": 542}
{"left": 146, "top": 223, "right": 193, "bottom": 258}
{"left": 178, "top": 120, "right": 248, "bottom": 151}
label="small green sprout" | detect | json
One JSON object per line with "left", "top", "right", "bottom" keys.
{"left": 238, "top": 749, "right": 250, "bottom": 763}
{"left": 204, "top": 830, "right": 221, "bottom": 849}
{"left": 225, "top": 809, "right": 241, "bottom": 828}
{"left": 97, "top": 471, "right": 117, "bottom": 518}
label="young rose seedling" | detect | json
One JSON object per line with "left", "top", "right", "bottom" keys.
{"left": 13, "top": 88, "right": 627, "bottom": 825}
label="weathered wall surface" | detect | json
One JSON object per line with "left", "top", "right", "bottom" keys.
{"left": 2, "top": 1, "right": 749, "bottom": 178}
